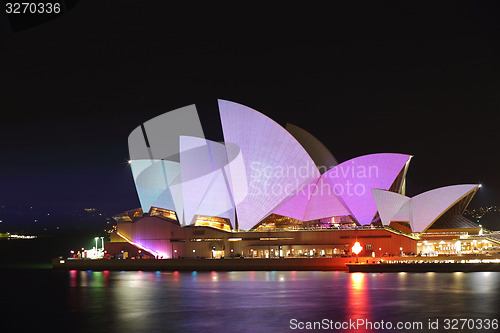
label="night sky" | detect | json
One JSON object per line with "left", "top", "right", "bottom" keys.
{"left": 1, "top": 1, "right": 500, "bottom": 218}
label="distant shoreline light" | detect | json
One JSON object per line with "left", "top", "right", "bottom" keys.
{"left": 0, "top": 233, "right": 37, "bottom": 239}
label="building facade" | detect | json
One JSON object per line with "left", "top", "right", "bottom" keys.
{"left": 105, "top": 100, "right": 495, "bottom": 260}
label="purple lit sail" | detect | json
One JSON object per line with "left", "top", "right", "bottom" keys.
{"left": 275, "top": 153, "right": 411, "bottom": 225}
{"left": 322, "top": 153, "right": 411, "bottom": 225}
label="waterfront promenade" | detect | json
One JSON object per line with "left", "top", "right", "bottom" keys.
{"left": 52, "top": 254, "right": 500, "bottom": 272}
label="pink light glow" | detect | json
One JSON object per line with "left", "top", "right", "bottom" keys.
{"left": 274, "top": 153, "right": 411, "bottom": 224}
{"left": 273, "top": 176, "right": 351, "bottom": 221}
{"left": 322, "top": 153, "right": 411, "bottom": 225}
{"left": 115, "top": 231, "right": 168, "bottom": 258}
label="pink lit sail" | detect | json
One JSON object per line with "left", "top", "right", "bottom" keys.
{"left": 275, "top": 153, "right": 410, "bottom": 224}
{"left": 272, "top": 178, "right": 318, "bottom": 220}
{"left": 273, "top": 177, "right": 351, "bottom": 221}
{"left": 304, "top": 176, "right": 352, "bottom": 220}
{"left": 322, "top": 153, "right": 412, "bottom": 225}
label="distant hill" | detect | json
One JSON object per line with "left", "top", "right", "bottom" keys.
{"left": 479, "top": 211, "right": 500, "bottom": 231}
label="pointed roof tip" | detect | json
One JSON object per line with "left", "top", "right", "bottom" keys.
{"left": 376, "top": 152, "right": 413, "bottom": 158}
{"left": 412, "top": 184, "right": 479, "bottom": 199}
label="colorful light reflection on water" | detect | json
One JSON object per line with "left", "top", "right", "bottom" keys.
{"left": 2, "top": 270, "right": 500, "bottom": 333}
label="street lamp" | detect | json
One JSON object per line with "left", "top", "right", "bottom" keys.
{"left": 352, "top": 241, "right": 363, "bottom": 263}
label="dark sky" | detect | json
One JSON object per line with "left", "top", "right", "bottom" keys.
{"left": 1, "top": 1, "right": 499, "bottom": 216}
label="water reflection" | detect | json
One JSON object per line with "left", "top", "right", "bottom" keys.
{"left": 346, "top": 273, "right": 373, "bottom": 332}
{"left": 58, "top": 271, "right": 500, "bottom": 332}
{"left": 69, "top": 269, "right": 77, "bottom": 287}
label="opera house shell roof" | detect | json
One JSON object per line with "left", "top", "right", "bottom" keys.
{"left": 372, "top": 185, "right": 479, "bottom": 233}
{"left": 127, "top": 99, "right": 477, "bottom": 232}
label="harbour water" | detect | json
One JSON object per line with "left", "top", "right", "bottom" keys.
{"left": 1, "top": 269, "right": 499, "bottom": 333}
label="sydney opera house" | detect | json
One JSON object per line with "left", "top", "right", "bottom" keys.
{"left": 105, "top": 100, "right": 496, "bottom": 260}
